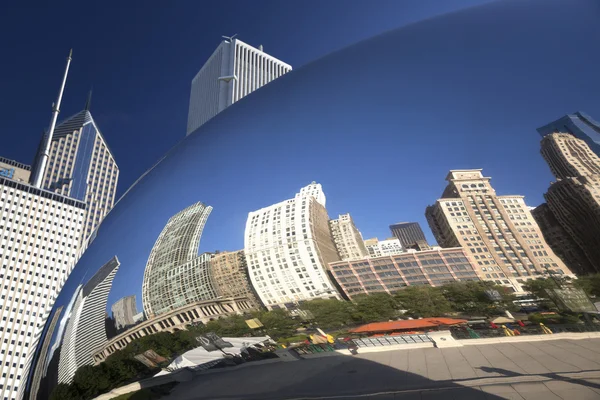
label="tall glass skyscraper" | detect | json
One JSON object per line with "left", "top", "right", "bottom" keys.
{"left": 537, "top": 111, "right": 600, "bottom": 157}
{"left": 186, "top": 38, "right": 292, "bottom": 135}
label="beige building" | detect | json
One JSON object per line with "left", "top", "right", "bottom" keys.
{"left": 0, "top": 156, "right": 31, "bottom": 183}
{"left": 541, "top": 133, "right": 600, "bottom": 179}
{"left": 425, "top": 169, "right": 573, "bottom": 292}
{"left": 364, "top": 237, "right": 404, "bottom": 258}
{"left": 210, "top": 250, "right": 261, "bottom": 307}
{"left": 531, "top": 203, "right": 595, "bottom": 275}
{"left": 329, "top": 213, "right": 368, "bottom": 261}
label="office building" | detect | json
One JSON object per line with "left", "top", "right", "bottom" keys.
{"left": 187, "top": 37, "right": 292, "bottom": 135}
{"left": 329, "top": 248, "right": 479, "bottom": 299}
{"left": 111, "top": 295, "right": 138, "bottom": 331}
{"left": 544, "top": 176, "right": 600, "bottom": 274}
{"left": 31, "top": 107, "right": 119, "bottom": 245}
{"left": 538, "top": 111, "right": 600, "bottom": 157}
{"left": 389, "top": 222, "right": 428, "bottom": 247}
{"left": 0, "top": 176, "right": 85, "bottom": 400}
{"left": 364, "top": 238, "right": 404, "bottom": 258}
{"left": 540, "top": 133, "right": 600, "bottom": 179}
{"left": 0, "top": 157, "right": 31, "bottom": 183}
{"left": 209, "top": 250, "right": 261, "bottom": 307}
{"left": 425, "top": 169, "right": 573, "bottom": 292}
{"left": 141, "top": 202, "right": 213, "bottom": 317}
{"left": 29, "top": 306, "right": 63, "bottom": 400}
{"left": 531, "top": 203, "right": 595, "bottom": 275}
{"left": 57, "top": 256, "right": 119, "bottom": 384}
{"left": 329, "top": 214, "right": 368, "bottom": 261}
{"left": 244, "top": 182, "right": 341, "bottom": 309}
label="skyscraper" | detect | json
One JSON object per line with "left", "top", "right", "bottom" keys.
{"left": 244, "top": 182, "right": 341, "bottom": 309}
{"left": 31, "top": 107, "right": 119, "bottom": 245}
{"left": 540, "top": 133, "right": 600, "bottom": 179}
{"left": 538, "top": 111, "right": 600, "bottom": 157}
{"left": 425, "top": 169, "right": 572, "bottom": 292}
{"left": 531, "top": 203, "right": 595, "bottom": 275}
{"left": 329, "top": 214, "right": 368, "bottom": 261}
{"left": 389, "top": 222, "right": 428, "bottom": 247}
{"left": 0, "top": 176, "right": 85, "bottom": 400}
{"left": 57, "top": 256, "right": 120, "bottom": 384}
{"left": 187, "top": 37, "right": 292, "bottom": 135}
{"left": 209, "top": 250, "right": 261, "bottom": 308}
{"left": 111, "top": 295, "right": 138, "bottom": 331}
{"left": 141, "top": 202, "right": 213, "bottom": 317}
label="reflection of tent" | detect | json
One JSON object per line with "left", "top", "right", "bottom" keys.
{"left": 155, "top": 337, "right": 273, "bottom": 376}
{"left": 349, "top": 318, "right": 467, "bottom": 334}
{"left": 491, "top": 317, "right": 515, "bottom": 324}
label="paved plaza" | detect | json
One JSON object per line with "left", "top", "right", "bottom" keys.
{"left": 164, "top": 338, "right": 600, "bottom": 400}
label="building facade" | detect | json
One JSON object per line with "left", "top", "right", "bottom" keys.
{"left": 329, "top": 248, "right": 479, "bottom": 299}
{"left": 111, "top": 295, "right": 139, "bottom": 331}
{"left": 57, "top": 256, "right": 119, "bottom": 384}
{"left": 364, "top": 238, "right": 405, "bottom": 258}
{"left": 538, "top": 111, "right": 600, "bottom": 158}
{"left": 425, "top": 170, "right": 573, "bottom": 292}
{"left": 0, "top": 157, "right": 31, "bottom": 184}
{"left": 244, "top": 182, "right": 341, "bottom": 309}
{"left": 0, "top": 176, "right": 85, "bottom": 400}
{"left": 328, "top": 214, "right": 368, "bottom": 261}
{"left": 32, "top": 109, "right": 119, "bottom": 245}
{"left": 540, "top": 133, "right": 600, "bottom": 179}
{"left": 141, "top": 202, "right": 213, "bottom": 317}
{"left": 389, "top": 222, "right": 428, "bottom": 247}
{"left": 531, "top": 203, "right": 595, "bottom": 275}
{"left": 544, "top": 177, "right": 600, "bottom": 274}
{"left": 209, "top": 250, "right": 261, "bottom": 307}
{"left": 187, "top": 38, "right": 292, "bottom": 135}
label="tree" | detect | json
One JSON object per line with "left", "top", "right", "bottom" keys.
{"left": 72, "top": 364, "right": 112, "bottom": 399}
{"left": 252, "top": 309, "right": 299, "bottom": 339}
{"left": 442, "top": 281, "right": 517, "bottom": 316}
{"left": 522, "top": 278, "right": 561, "bottom": 309}
{"left": 50, "top": 383, "right": 79, "bottom": 400}
{"left": 301, "top": 298, "right": 356, "bottom": 329}
{"left": 352, "top": 293, "right": 399, "bottom": 323}
{"left": 394, "top": 286, "right": 452, "bottom": 317}
{"left": 573, "top": 274, "right": 600, "bottom": 298}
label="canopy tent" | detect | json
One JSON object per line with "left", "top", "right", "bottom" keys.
{"left": 491, "top": 317, "right": 515, "bottom": 324}
{"left": 155, "top": 336, "right": 273, "bottom": 376}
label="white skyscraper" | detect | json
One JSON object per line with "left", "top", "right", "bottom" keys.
{"left": 364, "top": 238, "right": 405, "bottom": 258}
{"left": 187, "top": 37, "right": 292, "bottom": 135}
{"left": 329, "top": 214, "right": 368, "bottom": 261}
{"left": 244, "top": 182, "right": 341, "bottom": 309}
{"left": 0, "top": 177, "right": 85, "bottom": 400}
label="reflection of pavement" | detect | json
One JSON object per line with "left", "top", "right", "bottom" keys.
{"left": 165, "top": 339, "right": 600, "bottom": 399}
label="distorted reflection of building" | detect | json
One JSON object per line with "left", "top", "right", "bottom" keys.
{"left": 364, "top": 237, "right": 405, "bottom": 258}
{"left": 0, "top": 175, "right": 85, "bottom": 400}
{"left": 425, "top": 169, "right": 573, "bottom": 293}
{"left": 329, "top": 248, "right": 480, "bottom": 299}
{"left": 209, "top": 250, "right": 262, "bottom": 308}
{"left": 29, "top": 306, "right": 63, "bottom": 400}
{"left": 329, "top": 213, "right": 368, "bottom": 261}
{"left": 245, "top": 182, "right": 341, "bottom": 309}
{"left": 389, "top": 222, "right": 428, "bottom": 248}
{"left": 57, "top": 256, "right": 120, "bottom": 384}
{"left": 538, "top": 111, "right": 600, "bottom": 158}
{"left": 111, "top": 295, "right": 139, "bottom": 331}
{"left": 31, "top": 104, "right": 119, "bottom": 246}
{"left": 537, "top": 131, "right": 600, "bottom": 274}
{"left": 187, "top": 37, "right": 292, "bottom": 135}
{"left": 142, "top": 202, "right": 213, "bottom": 317}
{"left": 531, "top": 203, "right": 596, "bottom": 275}
{"left": 91, "top": 297, "right": 255, "bottom": 364}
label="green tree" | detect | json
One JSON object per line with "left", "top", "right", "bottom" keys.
{"left": 394, "top": 286, "right": 451, "bottom": 317}
{"left": 352, "top": 293, "right": 399, "bottom": 323}
{"left": 252, "top": 309, "right": 299, "bottom": 338}
{"left": 301, "top": 298, "right": 356, "bottom": 329}
{"left": 49, "top": 383, "right": 79, "bottom": 400}
{"left": 573, "top": 274, "right": 600, "bottom": 298}
{"left": 522, "top": 278, "right": 561, "bottom": 309}
{"left": 442, "top": 281, "right": 516, "bottom": 316}
{"left": 72, "top": 364, "right": 112, "bottom": 399}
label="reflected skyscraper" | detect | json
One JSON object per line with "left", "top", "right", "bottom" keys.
{"left": 111, "top": 295, "right": 138, "bottom": 330}
{"left": 329, "top": 214, "right": 368, "bottom": 261}
{"left": 389, "top": 222, "right": 428, "bottom": 248}
{"left": 187, "top": 37, "right": 292, "bottom": 135}
{"left": 57, "top": 256, "right": 120, "bottom": 384}
{"left": 538, "top": 111, "right": 600, "bottom": 158}
{"left": 245, "top": 182, "right": 341, "bottom": 309}
{"left": 142, "top": 202, "right": 213, "bottom": 317}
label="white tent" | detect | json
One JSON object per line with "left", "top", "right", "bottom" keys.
{"left": 155, "top": 336, "right": 273, "bottom": 376}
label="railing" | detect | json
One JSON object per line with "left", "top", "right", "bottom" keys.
{"left": 353, "top": 334, "right": 432, "bottom": 348}
{"left": 451, "top": 323, "right": 600, "bottom": 339}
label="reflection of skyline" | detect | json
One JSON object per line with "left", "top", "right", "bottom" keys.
{"left": 142, "top": 201, "right": 213, "bottom": 317}
{"left": 58, "top": 256, "right": 120, "bottom": 384}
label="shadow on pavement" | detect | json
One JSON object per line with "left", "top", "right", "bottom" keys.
{"left": 478, "top": 365, "right": 600, "bottom": 391}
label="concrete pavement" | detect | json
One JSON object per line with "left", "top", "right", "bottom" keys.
{"left": 164, "top": 339, "right": 600, "bottom": 399}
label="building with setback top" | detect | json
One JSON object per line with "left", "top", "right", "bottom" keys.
{"left": 389, "top": 222, "right": 428, "bottom": 247}
{"left": 329, "top": 213, "right": 368, "bottom": 261}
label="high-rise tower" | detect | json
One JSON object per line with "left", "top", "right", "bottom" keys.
{"left": 538, "top": 111, "right": 600, "bottom": 158}
{"left": 389, "top": 222, "right": 428, "bottom": 247}
{"left": 329, "top": 214, "right": 368, "bottom": 261}
{"left": 244, "top": 183, "right": 341, "bottom": 309}
{"left": 187, "top": 37, "right": 292, "bottom": 135}
{"left": 425, "top": 169, "right": 573, "bottom": 292}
